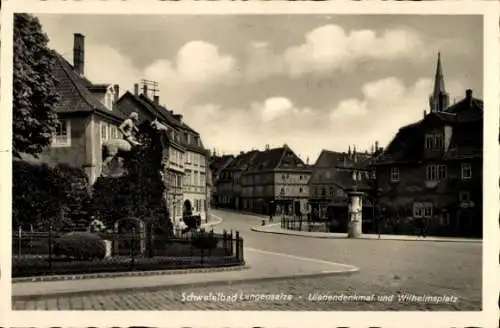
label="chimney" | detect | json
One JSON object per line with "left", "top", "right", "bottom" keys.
{"left": 113, "top": 84, "right": 119, "bottom": 103}
{"left": 173, "top": 114, "right": 183, "bottom": 122}
{"left": 375, "top": 141, "right": 379, "bottom": 151}
{"left": 134, "top": 83, "right": 139, "bottom": 95}
{"left": 154, "top": 95, "right": 159, "bottom": 104}
{"left": 143, "top": 84, "right": 148, "bottom": 97}
{"left": 73, "top": 33, "right": 85, "bottom": 76}
{"left": 423, "top": 109, "right": 427, "bottom": 118}
{"left": 466, "top": 89, "right": 473, "bottom": 107}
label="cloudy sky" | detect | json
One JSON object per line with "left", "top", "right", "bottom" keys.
{"left": 36, "top": 14, "right": 483, "bottom": 162}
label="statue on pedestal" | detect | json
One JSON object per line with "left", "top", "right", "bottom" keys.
{"left": 101, "top": 112, "right": 143, "bottom": 177}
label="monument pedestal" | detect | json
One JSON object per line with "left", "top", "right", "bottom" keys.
{"left": 104, "top": 240, "right": 112, "bottom": 258}
{"left": 347, "top": 191, "right": 364, "bottom": 238}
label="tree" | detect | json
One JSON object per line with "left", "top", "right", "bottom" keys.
{"left": 13, "top": 14, "right": 60, "bottom": 159}
{"left": 92, "top": 122, "right": 172, "bottom": 236}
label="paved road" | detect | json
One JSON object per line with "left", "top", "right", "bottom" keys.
{"left": 13, "top": 209, "right": 482, "bottom": 310}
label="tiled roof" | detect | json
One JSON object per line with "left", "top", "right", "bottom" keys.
{"left": 314, "top": 149, "right": 373, "bottom": 169}
{"left": 52, "top": 53, "right": 125, "bottom": 120}
{"left": 226, "top": 150, "right": 259, "bottom": 170}
{"left": 375, "top": 95, "right": 483, "bottom": 164}
{"left": 209, "top": 155, "right": 235, "bottom": 177}
{"left": 247, "top": 145, "right": 309, "bottom": 172}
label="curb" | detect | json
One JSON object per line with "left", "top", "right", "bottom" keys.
{"left": 251, "top": 225, "right": 482, "bottom": 243}
{"left": 12, "top": 264, "right": 359, "bottom": 300}
{"left": 12, "top": 263, "right": 246, "bottom": 284}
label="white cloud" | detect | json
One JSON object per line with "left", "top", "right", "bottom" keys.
{"left": 328, "top": 76, "right": 466, "bottom": 150}
{"left": 184, "top": 76, "right": 467, "bottom": 163}
{"left": 257, "top": 97, "right": 294, "bottom": 122}
{"left": 283, "top": 25, "right": 425, "bottom": 77}
{"left": 72, "top": 39, "right": 237, "bottom": 109}
{"left": 175, "top": 41, "right": 236, "bottom": 84}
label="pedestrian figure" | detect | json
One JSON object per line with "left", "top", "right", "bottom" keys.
{"left": 419, "top": 216, "right": 427, "bottom": 238}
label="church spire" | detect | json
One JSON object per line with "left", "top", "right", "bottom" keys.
{"left": 429, "top": 52, "right": 449, "bottom": 112}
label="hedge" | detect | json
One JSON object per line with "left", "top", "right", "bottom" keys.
{"left": 12, "top": 161, "right": 92, "bottom": 231}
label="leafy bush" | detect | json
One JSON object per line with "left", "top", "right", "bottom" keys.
{"left": 53, "top": 231, "right": 105, "bottom": 260}
{"left": 13, "top": 161, "right": 91, "bottom": 230}
{"left": 191, "top": 231, "right": 218, "bottom": 250}
{"left": 183, "top": 215, "right": 201, "bottom": 230}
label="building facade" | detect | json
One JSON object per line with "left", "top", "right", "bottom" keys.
{"left": 116, "top": 86, "right": 210, "bottom": 223}
{"left": 25, "top": 33, "right": 126, "bottom": 185}
{"left": 241, "top": 145, "right": 312, "bottom": 216}
{"left": 209, "top": 154, "right": 235, "bottom": 207}
{"left": 373, "top": 54, "right": 483, "bottom": 237}
{"left": 308, "top": 148, "right": 377, "bottom": 232}
{"left": 215, "top": 151, "right": 259, "bottom": 210}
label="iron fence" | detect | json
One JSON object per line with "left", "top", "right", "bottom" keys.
{"left": 12, "top": 228, "right": 244, "bottom": 277}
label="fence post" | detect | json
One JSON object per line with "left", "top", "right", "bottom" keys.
{"left": 223, "top": 230, "right": 227, "bottom": 254}
{"left": 131, "top": 227, "right": 136, "bottom": 269}
{"left": 239, "top": 237, "right": 244, "bottom": 262}
{"left": 208, "top": 230, "right": 213, "bottom": 257}
{"left": 230, "top": 230, "right": 234, "bottom": 255}
{"left": 18, "top": 226, "right": 22, "bottom": 257}
{"left": 235, "top": 231, "right": 240, "bottom": 260}
{"left": 48, "top": 224, "right": 53, "bottom": 270}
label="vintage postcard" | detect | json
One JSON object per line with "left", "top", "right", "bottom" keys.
{"left": 1, "top": 0, "right": 499, "bottom": 327}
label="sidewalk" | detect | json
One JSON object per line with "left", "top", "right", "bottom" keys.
{"left": 212, "top": 208, "right": 268, "bottom": 219}
{"left": 252, "top": 223, "right": 482, "bottom": 243}
{"left": 12, "top": 247, "right": 358, "bottom": 298}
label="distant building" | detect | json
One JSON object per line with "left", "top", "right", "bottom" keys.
{"left": 308, "top": 147, "right": 376, "bottom": 232}
{"left": 373, "top": 53, "right": 483, "bottom": 237}
{"left": 215, "top": 150, "right": 259, "bottom": 210}
{"left": 209, "top": 154, "right": 235, "bottom": 207}
{"left": 23, "top": 33, "right": 126, "bottom": 185}
{"left": 116, "top": 86, "right": 210, "bottom": 223}
{"left": 241, "top": 144, "right": 312, "bottom": 216}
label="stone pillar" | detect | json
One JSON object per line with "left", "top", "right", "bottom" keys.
{"left": 348, "top": 191, "right": 364, "bottom": 238}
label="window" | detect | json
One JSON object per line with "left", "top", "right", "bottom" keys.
{"left": 321, "top": 187, "right": 326, "bottom": 198}
{"left": 413, "top": 202, "right": 433, "bottom": 218}
{"left": 461, "top": 163, "right": 472, "bottom": 179}
{"left": 390, "top": 167, "right": 400, "bottom": 182}
{"left": 426, "top": 164, "right": 447, "bottom": 181}
{"left": 459, "top": 191, "right": 470, "bottom": 202}
{"left": 299, "top": 187, "right": 303, "bottom": 193}
{"left": 299, "top": 175, "right": 303, "bottom": 180}
{"left": 425, "top": 135, "right": 434, "bottom": 149}
{"left": 100, "top": 122, "right": 108, "bottom": 142}
{"left": 329, "top": 187, "right": 334, "bottom": 197}
{"left": 52, "top": 119, "right": 71, "bottom": 147}
{"left": 425, "top": 133, "right": 444, "bottom": 149}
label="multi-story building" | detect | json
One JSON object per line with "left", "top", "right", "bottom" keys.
{"left": 116, "top": 86, "right": 210, "bottom": 223}
{"left": 22, "top": 33, "right": 126, "bottom": 185}
{"left": 215, "top": 151, "right": 258, "bottom": 210}
{"left": 308, "top": 147, "right": 376, "bottom": 232}
{"left": 372, "top": 54, "right": 483, "bottom": 237}
{"left": 209, "top": 154, "right": 235, "bottom": 207}
{"left": 241, "top": 144, "right": 312, "bottom": 216}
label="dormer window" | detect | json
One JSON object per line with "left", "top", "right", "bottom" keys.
{"left": 425, "top": 133, "right": 444, "bottom": 149}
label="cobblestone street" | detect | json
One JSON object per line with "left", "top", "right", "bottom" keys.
{"left": 12, "top": 210, "right": 482, "bottom": 311}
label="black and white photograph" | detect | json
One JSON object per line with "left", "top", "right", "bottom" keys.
{"left": 2, "top": 1, "right": 499, "bottom": 327}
